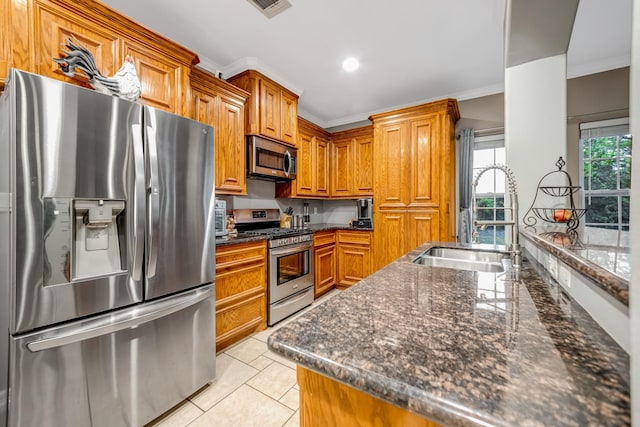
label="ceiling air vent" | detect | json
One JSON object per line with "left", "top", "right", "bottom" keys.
{"left": 247, "top": 0, "right": 292, "bottom": 18}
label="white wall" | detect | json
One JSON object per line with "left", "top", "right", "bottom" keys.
{"left": 505, "top": 54, "right": 568, "bottom": 222}
{"left": 630, "top": 0, "right": 639, "bottom": 423}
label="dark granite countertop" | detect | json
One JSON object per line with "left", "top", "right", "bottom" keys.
{"left": 521, "top": 227, "right": 629, "bottom": 306}
{"left": 215, "top": 233, "right": 267, "bottom": 247}
{"left": 268, "top": 242, "right": 629, "bottom": 426}
{"left": 306, "top": 223, "right": 374, "bottom": 232}
{"left": 215, "top": 224, "right": 372, "bottom": 247}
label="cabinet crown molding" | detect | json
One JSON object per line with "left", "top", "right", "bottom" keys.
{"left": 369, "top": 98, "right": 460, "bottom": 124}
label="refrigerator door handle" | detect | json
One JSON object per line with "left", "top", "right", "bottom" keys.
{"left": 146, "top": 124, "right": 160, "bottom": 278}
{"left": 26, "top": 287, "right": 212, "bottom": 352}
{"left": 132, "top": 124, "right": 146, "bottom": 282}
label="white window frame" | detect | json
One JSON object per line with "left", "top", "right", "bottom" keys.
{"left": 473, "top": 134, "right": 506, "bottom": 245}
{"left": 579, "top": 118, "right": 631, "bottom": 231}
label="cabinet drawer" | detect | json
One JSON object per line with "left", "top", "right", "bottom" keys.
{"left": 216, "top": 241, "right": 267, "bottom": 265}
{"left": 216, "top": 293, "right": 266, "bottom": 351}
{"left": 314, "top": 231, "right": 336, "bottom": 247}
{"left": 337, "top": 230, "right": 371, "bottom": 246}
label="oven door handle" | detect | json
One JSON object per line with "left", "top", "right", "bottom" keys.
{"left": 270, "top": 242, "right": 312, "bottom": 257}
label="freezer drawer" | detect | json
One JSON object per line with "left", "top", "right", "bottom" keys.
{"left": 8, "top": 285, "right": 215, "bottom": 427}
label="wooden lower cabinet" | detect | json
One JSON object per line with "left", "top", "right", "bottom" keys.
{"left": 297, "top": 367, "right": 441, "bottom": 427}
{"left": 313, "top": 231, "right": 337, "bottom": 298}
{"left": 215, "top": 241, "right": 267, "bottom": 351}
{"left": 373, "top": 210, "right": 406, "bottom": 270}
{"left": 336, "top": 230, "right": 372, "bottom": 288}
{"left": 373, "top": 210, "right": 440, "bottom": 270}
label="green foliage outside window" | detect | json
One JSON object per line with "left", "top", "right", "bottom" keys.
{"left": 582, "top": 135, "right": 631, "bottom": 230}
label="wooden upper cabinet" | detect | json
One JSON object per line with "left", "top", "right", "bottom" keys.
{"left": 354, "top": 132, "right": 374, "bottom": 195}
{"left": 330, "top": 139, "right": 353, "bottom": 197}
{"left": 281, "top": 91, "right": 298, "bottom": 145}
{"left": 276, "top": 117, "right": 330, "bottom": 199}
{"left": 2, "top": 0, "right": 198, "bottom": 115}
{"left": 123, "top": 40, "right": 181, "bottom": 113}
{"left": 329, "top": 125, "right": 373, "bottom": 198}
{"left": 295, "top": 130, "right": 315, "bottom": 196}
{"left": 190, "top": 67, "right": 249, "bottom": 195}
{"left": 227, "top": 69, "right": 299, "bottom": 147}
{"left": 259, "top": 78, "right": 281, "bottom": 140}
{"left": 408, "top": 115, "right": 440, "bottom": 209}
{"left": 374, "top": 122, "right": 408, "bottom": 209}
{"left": 34, "top": 2, "right": 119, "bottom": 85}
{"left": 315, "top": 136, "right": 330, "bottom": 196}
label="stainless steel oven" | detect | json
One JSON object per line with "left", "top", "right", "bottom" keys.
{"left": 268, "top": 236, "right": 314, "bottom": 325}
{"left": 233, "top": 208, "right": 314, "bottom": 325}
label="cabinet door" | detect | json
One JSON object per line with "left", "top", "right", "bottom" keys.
{"left": 217, "top": 96, "right": 247, "bottom": 194}
{"left": 373, "top": 210, "right": 406, "bottom": 270}
{"left": 375, "top": 122, "right": 408, "bottom": 209}
{"left": 259, "top": 78, "right": 281, "bottom": 140}
{"left": 191, "top": 88, "right": 217, "bottom": 125}
{"left": 337, "top": 244, "right": 371, "bottom": 287}
{"left": 315, "top": 137, "right": 330, "bottom": 196}
{"left": 331, "top": 139, "right": 353, "bottom": 197}
{"left": 295, "top": 132, "right": 314, "bottom": 196}
{"left": 354, "top": 134, "right": 374, "bottom": 195}
{"left": 281, "top": 91, "right": 298, "bottom": 146}
{"left": 123, "top": 40, "right": 182, "bottom": 113}
{"left": 215, "top": 241, "right": 267, "bottom": 351}
{"left": 314, "top": 244, "right": 336, "bottom": 297}
{"left": 407, "top": 210, "right": 440, "bottom": 251}
{"left": 35, "top": 3, "right": 119, "bottom": 84}
{"left": 408, "top": 115, "right": 440, "bottom": 209}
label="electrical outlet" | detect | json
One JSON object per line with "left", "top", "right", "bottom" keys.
{"left": 548, "top": 255, "right": 558, "bottom": 279}
{"left": 558, "top": 262, "right": 571, "bottom": 288}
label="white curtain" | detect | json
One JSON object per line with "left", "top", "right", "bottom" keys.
{"left": 457, "top": 129, "right": 474, "bottom": 243}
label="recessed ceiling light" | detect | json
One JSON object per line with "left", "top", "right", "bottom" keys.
{"left": 342, "top": 57, "right": 359, "bottom": 72}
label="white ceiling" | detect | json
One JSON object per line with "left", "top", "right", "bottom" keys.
{"left": 101, "top": 0, "right": 631, "bottom": 129}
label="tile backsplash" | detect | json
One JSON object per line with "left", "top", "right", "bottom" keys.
{"left": 219, "top": 179, "right": 359, "bottom": 224}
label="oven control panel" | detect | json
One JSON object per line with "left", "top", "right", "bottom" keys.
{"left": 269, "top": 233, "right": 313, "bottom": 248}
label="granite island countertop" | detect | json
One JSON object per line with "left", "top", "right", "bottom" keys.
{"left": 267, "top": 242, "right": 629, "bottom": 426}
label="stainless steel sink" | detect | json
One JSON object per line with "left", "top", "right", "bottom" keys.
{"left": 413, "top": 247, "right": 509, "bottom": 273}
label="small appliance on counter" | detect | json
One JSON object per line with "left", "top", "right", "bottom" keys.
{"left": 215, "top": 199, "right": 228, "bottom": 237}
{"left": 352, "top": 198, "right": 373, "bottom": 228}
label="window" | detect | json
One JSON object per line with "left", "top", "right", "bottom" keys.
{"left": 473, "top": 135, "right": 506, "bottom": 245}
{"left": 580, "top": 118, "right": 631, "bottom": 231}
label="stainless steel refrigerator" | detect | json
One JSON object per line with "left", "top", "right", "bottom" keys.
{"left": 0, "top": 69, "right": 216, "bottom": 427}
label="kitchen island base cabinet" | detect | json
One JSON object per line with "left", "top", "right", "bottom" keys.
{"left": 215, "top": 241, "right": 267, "bottom": 352}
{"left": 297, "top": 367, "right": 441, "bottom": 427}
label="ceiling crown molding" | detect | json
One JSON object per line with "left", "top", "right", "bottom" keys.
{"left": 218, "top": 57, "right": 304, "bottom": 96}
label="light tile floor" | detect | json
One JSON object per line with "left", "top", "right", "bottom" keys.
{"left": 146, "top": 289, "right": 341, "bottom": 427}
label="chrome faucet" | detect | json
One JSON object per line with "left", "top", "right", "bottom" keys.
{"left": 472, "top": 164, "right": 521, "bottom": 270}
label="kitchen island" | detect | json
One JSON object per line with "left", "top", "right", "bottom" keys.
{"left": 267, "top": 242, "right": 629, "bottom": 426}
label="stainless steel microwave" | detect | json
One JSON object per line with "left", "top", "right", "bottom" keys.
{"left": 247, "top": 135, "right": 297, "bottom": 181}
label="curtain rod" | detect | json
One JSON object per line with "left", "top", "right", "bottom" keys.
{"left": 474, "top": 127, "right": 504, "bottom": 137}
{"left": 456, "top": 126, "right": 504, "bottom": 140}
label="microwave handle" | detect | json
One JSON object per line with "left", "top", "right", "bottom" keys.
{"left": 283, "top": 150, "right": 292, "bottom": 177}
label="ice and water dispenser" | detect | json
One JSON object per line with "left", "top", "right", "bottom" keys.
{"left": 43, "top": 198, "right": 126, "bottom": 284}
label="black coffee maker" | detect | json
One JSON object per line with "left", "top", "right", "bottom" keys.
{"left": 353, "top": 198, "right": 373, "bottom": 228}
